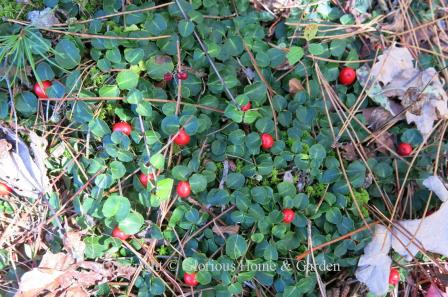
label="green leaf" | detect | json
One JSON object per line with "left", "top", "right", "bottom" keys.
{"left": 287, "top": 46, "right": 304, "bottom": 65}
{"left": 401, "top": 129, "right": 423, "bottom": 145}
{"left": 224, "top": 104, "right": 243, "bottom": 123}
{"left": 178, "top": 20, "right": 195, "bottom": 37}
{"left": 309, "top": 144, "right": 326, "bottom": 160}
{"left": 95, "top": 174, "right": 113, "bottom": 189}
{"left": 149, "top": 277, "right": 165, "bottom": 295}
{"left": 102, "top": 195, "right": 130, "bottom": 220}
{"left": 136, "top": 101, "right": 152, "bottom": 116}
{"left": 147, "top": 14, "right": 167, "bottom": 35}
{"left": 126, "top": 89, "right": 143, "bottom": 104}
{"left": 110, "top": 161, "right": 126, "bottom": 179}
{"left": 330, "top": 39, "right": 346, "bottom": 57}
{"left": 225, "top": 234, "right": 248, "bottom": 259}
{"left": 182, "top": 257, "right": 198, "bottom": 272}
{"left": 255, "top": 117, "right": 275, "bottom": 133}
{"left": 150, "top": 153, "right": 165, "bottom": 170}
{"left": 116, "top": 71, "right": 139, "bottom": 90}
{"left": 226, "top": 173, "right": 245, "bottom": 189}
{"left": 277, "top": 182, "right": 296, "bottom": 197}
{"left": 308, "top": 43, "right": 325, "bottom": 56}
{"left": 263, "top": 244, "right": 278, "bottom": 261}
{"left": 196, "top": 271, "right": 212, "bottom": 285}
{"left": 326, "top": 207, "right": 342, "bottom": 224}
{"left": 146, "top": 55, "right": 174, "bottom": 80}
{"left": 224, "top": 36, "right": 244, "bottom": 56}
{"left": 36, "top": 62, "right": 54, "bottom": 81}
{"left": 15, "top": 92, "right": 37, "bottom": 116}
{"left": 304, "top": 24, "right": 318, "bottom": 41}
{"left": 347, "top": 161, "right": 366, "bottom": 187}
{"left": 172, "top": 165, "right": 192, "bottom": 180}
{"left": 155, "top": 178, "right": 174, "bottom": 202}
{"left": 99, "top": 85, "right": 119, "bottom": 97}
{"left": 119, "top": 212, "right": 144, "bottom": 234}
{"left": 189, "top": 174, "right": 207, "bottom": 193}
{"left": 161, "top": 115, "right": 180, "bottom": 134}
{"left": 124, "top": 48, "right": 144, "bottom": 64}
{"left": 55, "top": 39, "right": 81, "bottom": 69}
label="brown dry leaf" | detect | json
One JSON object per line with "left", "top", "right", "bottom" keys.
{"left": 64, "top": 286, "right": 89, "bottom": 297}
{"left": 288, "top": 78, "right": 304, "bottom": 94}
{"left": 212, "top": 225, "right": 240, "bottom": 235}
{"left": 370, "top": 45, "right": 414, "bottom": 85}
{"left": 63, "top": 231, "right": 85, "bottom": 262}
{"left": 372, "top": 131, "right": 394, "bottom": 154}
{"left": 250, "top": 0, "right": 297, "bottom": 16}
{"left": 341, "top": 143, "right": 358, "bottom": 161}
{"left": 381, "top": 11, "right": 405, "bottom": 32}
{"left": 362, "top": 46, "right": 448, "bottom": 137}
{"left": 15, "top": 252, "right": 75, "bottom": 297}
{"left": 362, "top": 107, "right": 393, "bottom": 131}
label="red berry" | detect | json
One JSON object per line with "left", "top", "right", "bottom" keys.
{"left": 176, "top": 181, "right": 191, "bottom": 198}
{"left": 0, "top": 182, "right": 12, "bottom": 196}
{"left": 282, "top": 209, "right": 295, "bottom": 223}
{"left": 112, "top": 122, "right": 132, "bottom": 136}
{"left": 397, "top": 143, "right": 412, "bottom": 156}
{"left": 112, "top": 226, "right": 129, "bottom": 240}
{"left": 164, "top": 73, "right": 173, "bottom": 81}
{"left": 338, "top": 67, "right": 356, "bottom": 86}
{"left": 173, "top": 128, "right": 190, "bottom": 146}
{"left": 261, "top": 133, "right": 274, "bottom": 150}
{"left": 388, "top": 268, "right": 400, "bottom": 286}
{"left": 241, "top": 102, "right": 251, "bottom": 112}
{"left": 177, "top": 72, "right": 188, "bottom": 80}
{"left": 183, "top": 272, "right": 199, "bottom": 287}
{"left": 33, "top": 80, "right": 52, "bottom": 98}
{"left": 139, "top": 172, "right": 155, "bottom": 188}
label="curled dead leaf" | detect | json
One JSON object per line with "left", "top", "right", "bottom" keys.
{"left": 288, "top": 78, "right": 304, "bottom": 94}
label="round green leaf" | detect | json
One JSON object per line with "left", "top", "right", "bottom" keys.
{"left": 119, "top": 212, "right": 144, "bottom": 234}
{"left": 55, "top": 39, "right": 81, "bottom": 69}
{"left": 225, "top": 234, "right": 248, "bottom": 259}
{"left": 189, "top": 174, "right": 207, "bottom": 193}
{"left": 178, "top": 20, "right": 195, "bottom": 37}
{"left": 117, "top": 71, "right": 139, "bottom": 90}
{"left": 102, "top": 195, "right": 131, "bottom": 220}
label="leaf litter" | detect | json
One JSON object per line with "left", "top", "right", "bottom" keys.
{"left": 356, "top": 176, "right": 448, "bottom": 296}
{"left": 357, "top": 45, "right": 448, "bottom": 138}
{"left": 15, "top": 231, "right": 136, "bottom": 297}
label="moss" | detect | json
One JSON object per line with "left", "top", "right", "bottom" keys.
{"left": 306, "top": 183, "right": 327, "bottom": 198}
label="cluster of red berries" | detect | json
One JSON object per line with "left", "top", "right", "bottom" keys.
{"left": 163, "top": 71, "right": 188, "bottom": 82}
